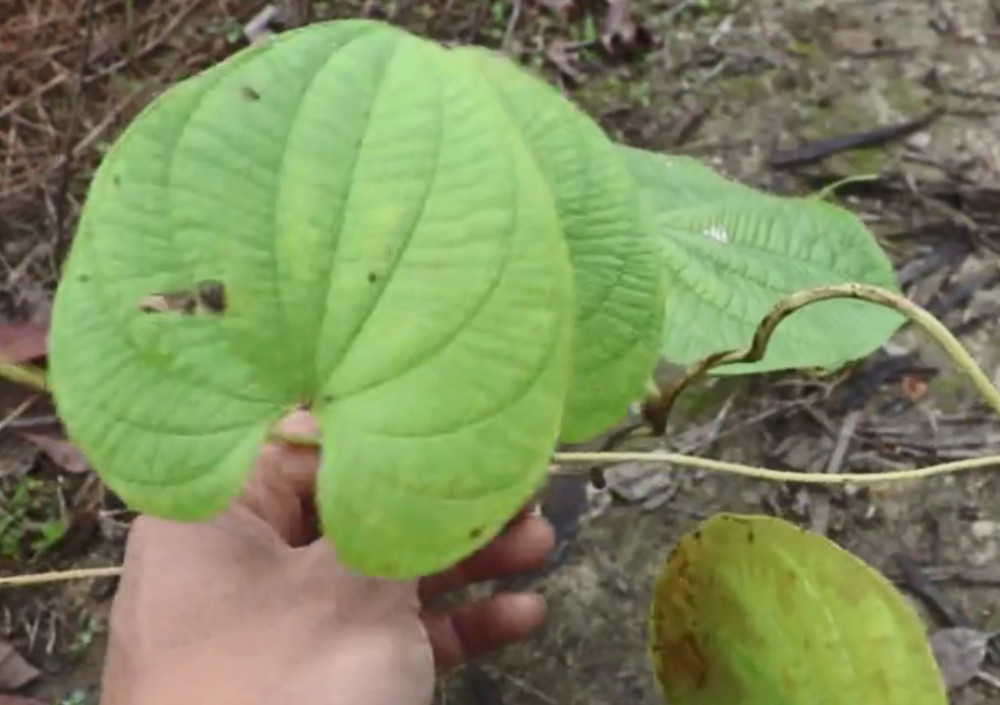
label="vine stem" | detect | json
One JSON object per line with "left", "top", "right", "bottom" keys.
{"left": 551, "top": 452, "right": 1000, "bottom": 485}
{"left": 262, "top": 431, "right": 1000, "bottom": 487}
{"left": 5, "top": 283, "right": 1000, "bottom": 588}
{"left": 647, "top": 283, "right": 1000, "bottom": 433}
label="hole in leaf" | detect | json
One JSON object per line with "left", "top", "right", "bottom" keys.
{"left": 137, "top": 281, "right": 226, "bottom": 316}
{"left": 138, "top": 292, "right": 197, "bottom": 315}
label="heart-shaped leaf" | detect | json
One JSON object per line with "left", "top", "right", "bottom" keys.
{"left": 650, "top": 514, "right": 947, "bottom": 705}
{"left": 49, "top": 20, "right": 580, "bottom": 578}
{"left": 622, "top": 147, "right": 903, "bottom": 373}
{"left": 460, "top": 48, "right": 662, "bottom": 442}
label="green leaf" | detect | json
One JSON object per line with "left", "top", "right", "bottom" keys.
{"left": 649, "top": 514, "right": 947, "bottom": 705}
{"left": 621, "top": 146, "right": 904, "bottom": 374}
{"left": 459, "top": 49, "right": 663, "bottom": 442}
{"left": 49, "top": 20, "right": 575, "bottom": 578}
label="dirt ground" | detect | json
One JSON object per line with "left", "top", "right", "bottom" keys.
{"left": 4, "top": 1, "right": 1000, "bottom": 703}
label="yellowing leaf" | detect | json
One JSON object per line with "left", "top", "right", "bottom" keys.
{"left": 649, "top": 514, "right": 947, "bottom": 705}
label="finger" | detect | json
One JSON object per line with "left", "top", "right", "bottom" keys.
{"left": 422, "top": 592, "right": 547, "bottom": 672}
{"left": 261, "top": 410, "right": 321, "bottom": 500}
{"left": 419, "top": 515, "right": 554, "bottom": 604}
{"left": 238, "top": 411, "right": 321, "bottom": 545}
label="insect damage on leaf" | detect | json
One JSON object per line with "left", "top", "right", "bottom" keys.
{"left": 137, "top": 280, "right": 226, "bottom": 316}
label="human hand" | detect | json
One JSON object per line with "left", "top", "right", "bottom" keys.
{"left": 100, "top": 411, "right": 555, "bottom": 705}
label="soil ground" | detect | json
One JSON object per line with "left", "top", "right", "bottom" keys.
{"left": 3, "top": 1, "right": 1000, "bottom": 703}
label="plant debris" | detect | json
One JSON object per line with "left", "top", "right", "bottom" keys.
{"left": 21, "top": 434, "right": 89, "bottom": 475}
{"left": 0, "top": 640, "right": 39, "bottom": 692}
{"left": 929, "top": 627, "right": 997, "bottom": 691}
{"left": 599, "top": 0, "right": 651, "bottom": 57}
{"left": 767, "top": 109, "right": 945, "bottom": 169}
{"left": 0, "top": 325, "right": 47, "bottom": 366}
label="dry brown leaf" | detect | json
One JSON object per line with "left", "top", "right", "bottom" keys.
{"left": 0, "top": 323, "right": 48, "bottom": 364}
{"left": 930, "top": 626, "right": 997, "bottom": 690}
{"left": 21, "top": 433, "right": 90, "bottom": 474}
{"left": 0, "top": 640, "right": 40, "bottom": 691}
{"left": 544, "top": 39, "right": 585, "bottom": 85}
{"left": 600, "top": 0, "right": 652, "bottom": 55}
{"left": 601, "top": 0, "right": 636, "bottom": 46}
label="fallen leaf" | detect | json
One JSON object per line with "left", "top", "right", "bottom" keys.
{"left": 650, "top": 514, "right": 948, "bottom": 704}
{"left": 0, "top": 323, "right": 48, "bottom": 364}
{"left": 0, "top": 640, "right": 40, "bottom": 691}
{"left": 930, "top": 627, "right": 997, "bottom": 690}
{"left": 544, "top": 39, "right": 586, "bottom": 85}
{"left": 600, "top": 0, "right": 652, "bottom": 56}
{"left": 21, "top": 434, "right": 90, "bottom": 474}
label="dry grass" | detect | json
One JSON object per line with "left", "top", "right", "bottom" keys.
{"left": 0, "top": 0, "right": 268, "bottom": 304}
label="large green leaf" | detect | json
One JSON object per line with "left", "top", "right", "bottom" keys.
{"left": 459, "top": 49, "right": 663, "bottom": 442}
{"left": 649, "top": 514, "right": 947, "bottom": 705}
{"left": 49, "top": 20, "right": 577, "bottom": 578}
{"left": 622, "top": 146, "right": 904, "bottom": 374}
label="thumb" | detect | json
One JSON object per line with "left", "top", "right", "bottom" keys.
{"left": 237, "top": 410, "right": 321, "bottom": 545}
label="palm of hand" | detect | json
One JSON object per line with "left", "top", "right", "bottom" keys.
{"left": 100, "top": 412, "right": 554, "bottom": 705}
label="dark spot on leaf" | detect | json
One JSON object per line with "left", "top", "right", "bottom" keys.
{"left": 367, "top": 272, "right": 378, "bottom": 284}
{"left": 196, "top": 280, "right": 226, "bottom": 314}
{"left": 112, "top": 175, "right": 121, "bottom": 186}
{"left": 692, "top": 530, "right": 702, "bottom": 542}
{"left": 78, "top": 274, "right": 90, "bottom": 283}
{"left": 746, "top": 529, "right": 755, "bottom": 544}
{"left": 469, "top": 527, "right": 483, "bottom": 539}
{"left": 241, "top": 86, "right": 260, "bottom": 101}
